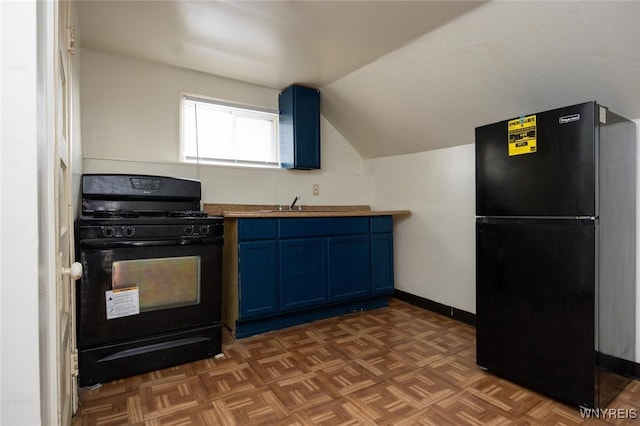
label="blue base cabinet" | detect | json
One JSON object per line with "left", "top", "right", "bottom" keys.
{"left": 226, "top": 216, "right": 395, "bottom": 338}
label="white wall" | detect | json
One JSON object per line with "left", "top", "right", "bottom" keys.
{"left": 367, "top": 144, "right": 476, "bottom": 314}
{"left": 0, "top": 2, "right": 42, "bottom": 424}
{"left": 81, "top": 49, "right": 371, "bottom": 207}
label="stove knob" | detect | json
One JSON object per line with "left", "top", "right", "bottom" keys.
{"left": 199, "top": 225, "right": 210, "bottom": 235}
{"left": 122, "top": 226, "right": 135, "bottom": 237}
{"left": 184, "top": 224, "right": 195, "bottom": 235}
{"left": 102, "top": 226, "right": 116, "bottom": 238}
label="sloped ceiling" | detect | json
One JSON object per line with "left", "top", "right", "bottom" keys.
{"left": 323, "top": 1, "right": 640, "bottom": 157}
{"left": 77, "top": 0, "right": 640, "bottom": 158}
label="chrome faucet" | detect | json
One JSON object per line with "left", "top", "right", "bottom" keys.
{"left": 289, "top": 195, "right": 301, "bottom": 211}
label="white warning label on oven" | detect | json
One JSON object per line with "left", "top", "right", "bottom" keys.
{"left": 106, "top": 287, "right": 140, "bottom": 320}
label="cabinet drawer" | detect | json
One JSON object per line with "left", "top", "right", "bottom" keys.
{"left": 279, "top": 217, "right": 369, "bottom": 238}
{"left": 238, "top": 219, "right": 278, "bottom": 241}
{"left": 371, "top": 216, "right": 393, "bottom": 233}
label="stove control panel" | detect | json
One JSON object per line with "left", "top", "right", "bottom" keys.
{"left": 182, "top": 224, "right": 212, "bottom": 235}
{"left": 78, "top": 219, "right": 223, "bottom": 240}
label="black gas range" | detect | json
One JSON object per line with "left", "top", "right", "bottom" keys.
{"left": 76, "top": 174, "right": 224, "bottom": 386}
{"left": 78, "top": 174, "right": 223, "bottom": 241}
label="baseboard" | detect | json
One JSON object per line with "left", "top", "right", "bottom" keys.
{"left": 598, "top": 351, "right": 640, "bottom": 381}
{"left": 234, "top": 296, "right": 390, "bottom": 339}
{"left": 392, "top": 289, "right": 640, "bottom": 381}
{"left": 392, "top": 289, "right": 476, "bottom": 326}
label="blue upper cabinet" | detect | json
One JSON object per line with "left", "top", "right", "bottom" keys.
{"left": 279, "top": 85, "right": 321, "bottom": 170}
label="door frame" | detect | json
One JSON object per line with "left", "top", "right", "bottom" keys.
{"left": 39, "top": 0, "right": 80, "bottom": 424}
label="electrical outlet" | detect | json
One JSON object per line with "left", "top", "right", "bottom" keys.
{"left": 312, "top": 184, "right": 320, "bottom": 196}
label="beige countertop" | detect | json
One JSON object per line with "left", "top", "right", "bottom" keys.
{"left": 204, "top": 203, "right": 411, "bottom": 219}
{"left": 220, "top": 210, "right": 411, "bottom": 218}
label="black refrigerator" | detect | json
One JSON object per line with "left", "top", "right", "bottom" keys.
{"left": 475, "top": 101, "right": 636, "bottom": 408}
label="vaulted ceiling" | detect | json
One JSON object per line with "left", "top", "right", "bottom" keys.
{"left": 78, "top": 0, "right": 640, "bottom": 158}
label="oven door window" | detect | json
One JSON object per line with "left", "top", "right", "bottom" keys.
{"left": 112, "top": 256, "right": 201, "bottom": 312}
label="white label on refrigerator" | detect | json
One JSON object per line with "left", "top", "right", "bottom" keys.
{"left": 106, "top": 287, "right": 140, "bottom": 319}
{"left": 599, "top": 106, "right": 607, "bottom": 124}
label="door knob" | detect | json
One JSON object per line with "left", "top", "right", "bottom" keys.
{"left": 62, "top": 262, "right": 83, "bottom": 280}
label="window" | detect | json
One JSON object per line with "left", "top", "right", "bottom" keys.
{"left": 181, "top": 95, "right": 279, "bottom": 168}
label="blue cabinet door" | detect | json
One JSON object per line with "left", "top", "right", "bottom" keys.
{"left": 371, "top": 233, "right": 394, "bottom": 294}
{"left": 280, "top": 238, "right": 328, "bottom": 311}
{"left": 238, "top": 241, "right": 278, "bottom": 319}
{"left": 329, "top": 235, "right": 371, "bottom": 301}
{"left": 279, "top": 85, "right": 320, "bottom": 170}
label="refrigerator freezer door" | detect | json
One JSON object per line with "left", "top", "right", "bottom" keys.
{"left": 476, "top": 218, "right": 596, "bottom": 407}
{"left": 476, "top": 102, "right": 596, "bottom": 217}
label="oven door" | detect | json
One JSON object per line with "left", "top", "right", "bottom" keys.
{"left": 76, "top": 236, "right": 222, "bottom": 349}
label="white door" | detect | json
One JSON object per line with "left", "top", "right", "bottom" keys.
{"left": 55, "top": 0, "right": 81, "bottom": 423}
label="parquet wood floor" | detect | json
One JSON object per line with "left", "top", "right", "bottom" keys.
{"left": 74, "top": 298, "right": 640, "bottom": 425}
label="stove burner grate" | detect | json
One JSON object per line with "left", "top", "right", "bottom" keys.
{"left": 166, "top": 210, "right": 208, "bottom": 218}
{"left": 93, "top": 210, "right": 140, "bottom": 218}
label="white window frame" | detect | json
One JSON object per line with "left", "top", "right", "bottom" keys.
{"left": 180, "top": 93, "right": 280, "bottom": 169}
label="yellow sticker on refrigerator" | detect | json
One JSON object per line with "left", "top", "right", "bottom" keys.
{"left": 508, "top": 115, "right": 537, "bottom": 156}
